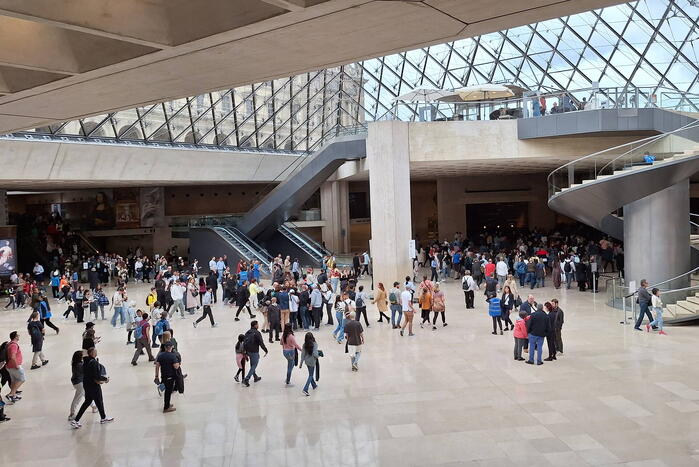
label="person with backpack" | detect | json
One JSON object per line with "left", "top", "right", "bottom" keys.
{"left": 70, "top": 347, "right": 113, "bottom": 428}
{"left": 131, "top": 312, "right": 155, "bottom": 366}
{"left": 153, "top": 311, "right": 171, "bottom": 346}
{"left": 93, "top": 285, "right": 109, "bottom": 320}
{"left": 27, "top": 312, "right": 48, "bottom": 370}
{"left": 563, "top": 257, "right": 574, "bottom": 289}
{"left": 154, "top": 341, "right": 181, "bottom": 413}
{"left": 354, "top": 285, "right": 370, "bottom": 327}
{"left": 461, "top": 271, "right": 477, "bottom": 309}
{"left": 388, "top": 282, "right": 402, "bottom": 328}
{"left": 242, "top": 320, "right": 268, "bottom": 387}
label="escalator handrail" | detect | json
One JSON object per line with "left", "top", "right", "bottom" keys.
{"left": 212, "top": 226, "right": 271, "bottom": 271}
{"left": 285, "top": 221, "right": 332, "bottom": 256}
{"left": 228, "top": 226, "right": 273, "bottom": 263}
{"left": 280, "top": 224, "right": 324, "bottom": 259}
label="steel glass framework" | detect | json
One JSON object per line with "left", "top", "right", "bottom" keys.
{"left": 13, "top": 0, "right": 699, "bottom": 151}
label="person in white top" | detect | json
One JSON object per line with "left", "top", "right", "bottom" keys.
{"left": 496, "top": 259, "right": 508, "bottom": 289}
{"left": 169, "top": 280, "right": 186, "bottom": 319}
{"left": 110, "top": 288, "right": 126, "bottom": 327}
{"left": 400, "top": 285, "right": 415, "bottom": 337}
{"left": 208, "top": 257, "right": 217, "bottom": 272}
{"left": 461, "top": 271, "right": 478, "bottom": 309}
{"left": 648, "top": 288, "right": 666, "bottom": 335}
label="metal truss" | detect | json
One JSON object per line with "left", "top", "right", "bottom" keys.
{"left": 16, "top": 0, "right": 699, "bottom": 150}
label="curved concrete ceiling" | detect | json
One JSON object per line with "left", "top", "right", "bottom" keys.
{"left": 0, "top": 0, "right": 620, "bottom": 133}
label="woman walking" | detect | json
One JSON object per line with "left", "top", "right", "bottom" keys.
{"left": 68, "top": 350, "right": 94, "bottom": 421}
{"left": 552, "top": 260, "right": 562, "bottom": 289}
{"left": 431, "top": 284, "right": 447, "bottom": 329}
{"left": 281, "top": 323, "right": 302, "bottom": 385}
{"left": 71, "top": 347, "right": 114, "bottom": 428}
{"left": 332, "top": 295, "right": 346, "bottom": 344}
{"left": 234, "top": 334, "right": 247, "bottom": 382}
{"left": 500, "top": 285, "right": 515, "bottom": 331}
{"left": 299, "top": 332, "right": 320, "bottom": 396}
{"left": 372, "top": 282, "right": 390, "bottom": 323}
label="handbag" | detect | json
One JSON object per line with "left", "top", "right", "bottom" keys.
{"left": 514, "top": 295, "right": 522, "bottom": 307}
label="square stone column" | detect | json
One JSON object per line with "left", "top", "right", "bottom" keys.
{"left": 367, "top": 121, "right": 412, "bottom": 288}
{"left": 320, "top": 181, "right": 350, "bottom": 253}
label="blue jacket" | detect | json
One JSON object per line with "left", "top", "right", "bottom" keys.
{"left": 488, "top": 297, "right": 502, "bottom": 317}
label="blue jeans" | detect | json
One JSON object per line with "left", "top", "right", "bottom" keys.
{"left": 245, "top": 352, "right": 260, "bottom": 381}
{"left": 300, "top": 306, "right": 311, "bottom": 329}
{"left": 333, "top": 312, "right": 345, "bottom": 341}
{"left": 283, "top": 350, "right": 295, "bottom": 384}
{"left": 303, "top": 364, "right": 317, "bottom": 392}
{"left": 390, "top": 304, "right": 402, "bottom": 326}
{"left": 528, "top": 335, "right": 544, "bottom": 363}
{"left": 635, "top": 302, "right": 653, "bottom": 329}
{"left": 526, "top": 272, "right": 535, "bottom": 289}
{"left": 649, "top": 306, "right": 663, "bottom": 331}
{"left": 110, "top": 306, "right": 124, "bottom": 327}
{"left": 330, "top": 277, "right": 339, "bottom": 294}
{"left": 518, "top": 273, "right": 525, "bottom": 287}
{"left": 565, "top": 272, "right": 573, "bottom": 288}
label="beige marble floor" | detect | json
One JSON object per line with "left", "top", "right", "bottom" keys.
{"left": 1, "top": 275, "right": 698, "bottom": 467}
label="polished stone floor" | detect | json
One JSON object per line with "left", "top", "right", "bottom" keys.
{"left": 1, "top": 275, "right": 698, "bottom": 467}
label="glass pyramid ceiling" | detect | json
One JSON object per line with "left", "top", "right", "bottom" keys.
{"left": 15, "top": 0, "right": 699, "bottom": 152}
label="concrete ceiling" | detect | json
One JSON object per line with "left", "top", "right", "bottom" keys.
{"left": 0, "top": 0, "right": 620, "bottom": 134}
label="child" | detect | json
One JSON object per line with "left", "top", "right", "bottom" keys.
{"left": 513, "top": 310, "right": 529, "bottom": 361}
{"left": 234, "top": 334, "right": 247, "bottom": 383}
{"left": 648, "top": 288, "right": 666, "bottom": 335}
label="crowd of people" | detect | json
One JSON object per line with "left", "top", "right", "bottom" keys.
{"left": 0, "top": 226, "right": 666, "bottom": 429}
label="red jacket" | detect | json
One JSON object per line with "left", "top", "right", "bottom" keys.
{"left": 513, "top": 318, "right": 528, "bottom": 339}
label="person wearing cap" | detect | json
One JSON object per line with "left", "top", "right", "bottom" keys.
{"left": 154, "top": 340, "right": 181, "bottom": 413}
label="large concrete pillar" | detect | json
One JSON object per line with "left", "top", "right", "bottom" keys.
{"left": 368, "top": 121, "right": 412, "bottom": 288}
{"left": 437, "top": 177, "right": 466, "bottom": 241}
{"left": 320, "top": 181, "right": 350, "bottom": 253}
{"left": 624, "top": 180, "right": 690, "bottom": 289}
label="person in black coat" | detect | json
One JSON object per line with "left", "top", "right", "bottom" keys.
{"left": 205, "top": 271, "right": 218, "bottom": 304}
{"left": 235, "top": 282, "right": 253, "bottom": 320}
{"left": 575, "top": 261, "right": 587, "bottom": 291}
{"left": 71, "top": 347, "right": 113, "bottom": 427}
{"left": 544, "top": 302, "right": 558, "bottom": 361}
{"left": 525, "top": 304, "right": 550, "bottom": 365}
{"left": 500, "top": 286, "right": 515, "bottom": 331}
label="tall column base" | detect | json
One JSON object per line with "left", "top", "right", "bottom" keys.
{"left": 624, "top": 180, "right": 690, "bottom": 289}
{"left": 368, "top": 121, "right": 412, "bottom": 290}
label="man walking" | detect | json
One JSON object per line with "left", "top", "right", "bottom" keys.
{"left": 131, "top": 312, "right": 155, "bottom": 366}
{"left": 400, "top": 284, "right": 415, "bottom": 337}
{"left": 309, "top": 285, "right": 323, "bottom": 330}
{"left": 242, "top": 321, "right": 268, "bottom": 387}
{"left": 344, "top": 312, "right": 364, "bottom": 371}
{"left": 169, "top": 279, "right": 186, "bottom": 319}
{"left": 526, "top": 304, "right": 550, "bottom": 365}
{"left": 5, "top": 331, "right": 25, "bottom": 403}
{"left": 461, "top": 270, "right": 476, "bottom": 309}
{"left": 154, "top": 341, "right": 181, "bottom": 413}
{"left": 634, "top": 279, "right": 654, "bottom": 331}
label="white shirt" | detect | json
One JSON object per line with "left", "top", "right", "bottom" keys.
{"left": 496, "top": 261, "right": 508, "bottom": 277}
{"left": 170, "top": 283, "right": 185, "bottom": 301}
{"left": 289, "top": 294, "right": 299, "bottom": 312}
{"left": 400, "top": 290, "right": 413, "bottom": 312}
{"left": 209, "top": 260, "right": 216, "bottom": 270}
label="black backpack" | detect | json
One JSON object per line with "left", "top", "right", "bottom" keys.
{"left": 564, "top": 261, "right": 572, "bottom": 273}
{"left": 243, "top": 331, "right": 256, "bottom": 352}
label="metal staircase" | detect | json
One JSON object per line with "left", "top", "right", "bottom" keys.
{"left": 278, "top": 223, "right": 328, "bottom": 265}
{"left": 548, "top": 118, "right": 699, "bottom": 325}
{"left": 211, "top": 226, "right": 272, "bottom": 274}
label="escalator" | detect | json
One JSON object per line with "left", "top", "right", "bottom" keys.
{"left": 237, "top": 130, "right": 367, "bottom": 240}
{"left": 276, "top": 223, "right": 328, "bottom": 266}
{"left": 189, "top": 224, "right": 272, "bottom": 275}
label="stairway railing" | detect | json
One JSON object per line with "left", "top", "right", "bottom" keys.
{"left": 548, "top": 119, "right": 699, "bottom": 198}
